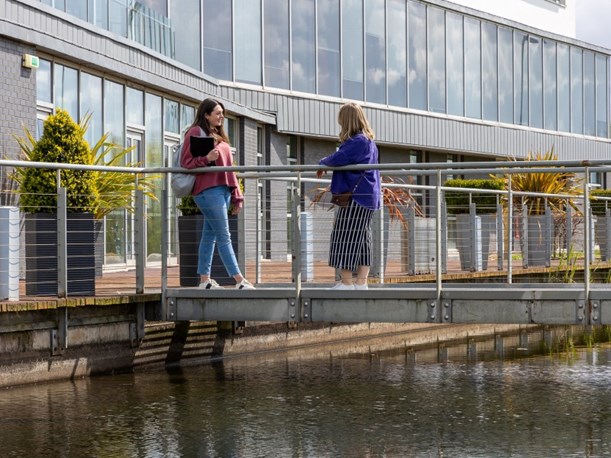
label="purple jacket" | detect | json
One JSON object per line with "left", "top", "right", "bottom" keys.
{"left": 319, "top": 133, "right": 381, "bottom": 211}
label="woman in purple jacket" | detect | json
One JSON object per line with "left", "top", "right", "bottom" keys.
{"left": 317, "top": 102, "right": 382, "bottom": 290}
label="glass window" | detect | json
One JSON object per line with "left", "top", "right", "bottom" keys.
{"left": 54, "top": 64, "right": 79, "bottom": 120}
{"left": 292, "top": 0, "right": 315, "bottom": 93}
{"left": 543, "top": 39, "right": 557, "bottom": 131}
{"left": 317, "top": 0, "right": 340, "bottom": 97}
{"left": 342, "top": 0, "right": 364, "bottom": 100}
{"left": 235, "top": 0, "right": 261, "bottom": 84}
{"left": 171, "top": 0, "right": 201, "bottom": 71}
{"left": 145, "top": 93, "right": 163, "bottom": 260}
{"left": 570, "top": 47, "right": 583, "bottom": 134}
{"left": 498, "top": 28, "right": 513, "bottom": 123}
{"left": 37, "top": 58, "right": 52, "bottom": 104}
{"left": 387, "top": 0, "right": 406, "bottom": 107}
{"left": 595, "top": 55, "right": 608, "bottom": 138}
{"left": 264, "top": 0, "right": 289, "bottom": 89}
{"left": 408, "top": 1, "right": 426, "bottom": 110}
{"left": 95, "top": 0, "right": 108, "bottom": 29}
{"left": 104, "top": 80, "right": 125, "bottom": 146}
{"left": 583, "top": 51, "right": 596, "bottom": 136}
{"left": 80, "top": 72, "right": 103, "bottom": 147}
{"left": 557, "top": 43, "right": 570, "bottom": 132}
{"left": 514, "top": 32, "right": 528, "bottom": 125}
{"left": 365, "top": 0, "right": 386, "bottom": 104}
{"left": 109, "top": 0, "right": 128, "bottom": 37}
{"left": 126, "top": 87, "right": 144, "bottom": 126}
{"left": 482, "top": 22, "right": 498, "bottom": 121}
{"left": 66, "top": 0, "right": 88, "bottom": 20}
{"left": 464, "top": 17, "right": 481, "bottom": 119}
{"left": 529, "top": 36, "right": 543, "bottom": 128}
{"left": 180, "top": 104, "right": 195, "bottom": 134}
{"left": 164, "top": 99, "right": 179, "bottom": 134}
{"left": 203, "top": 0, "right": 232, "bottom": 80}
{"left": 428, "top": 6, "right": 445, "bottom": 113}
{"left": 447, "top": 12, "right": 463, "bottom": 117}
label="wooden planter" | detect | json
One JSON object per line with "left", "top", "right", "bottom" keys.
{"left": 25, "top": 213, "right": 96, "bottom": 296}
{"left": 178, "top": 214, "right": 239, "bottom": 287}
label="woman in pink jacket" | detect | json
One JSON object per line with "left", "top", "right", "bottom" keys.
{"left": 181, "top": 98, "right": 255, "bottom": 290}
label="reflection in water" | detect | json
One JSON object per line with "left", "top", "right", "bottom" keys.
{"left": 1, "top": 348, "right": 611, "bottom": 457}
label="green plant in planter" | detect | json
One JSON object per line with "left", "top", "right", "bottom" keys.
{"left": 17, "top": 109, "right": 99, "bottom": 213}
{"left": 444, "top": 178, "right": 504, "bottom": 215}
{"left": 178, "top": 196, "right": 201, "bottom": 216}
{"left": 504, "top": 149, "right": 583, "bottom": 216}
{"left": 590, "top": 189, "right": 611, "bottom": 217}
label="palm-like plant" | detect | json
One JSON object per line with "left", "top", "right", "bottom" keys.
{"left": 505, "top": 149, "right": 582, "bottom": 216}
{"left": 12, "top": 112, "right": 158, "bottom": 219}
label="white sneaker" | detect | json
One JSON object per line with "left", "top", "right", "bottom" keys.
{"left": 236, "top": 279, "right": 256, "bottom": 290}
{"left": 199, "top": 279, "right": 223, "bottom": 289}
{"left": 354, "top": 283, "right": 369, "bottom": 290}
{"left": 331, "top": 282, "right": 355, "bottom": 290}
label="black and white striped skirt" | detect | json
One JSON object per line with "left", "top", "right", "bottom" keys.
{"left": 328, "top": 199, "right": 375, "bottom": 271}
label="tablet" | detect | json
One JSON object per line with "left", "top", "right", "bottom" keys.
{"left": 190, "top": 135, "right": 215, "bottom": 157}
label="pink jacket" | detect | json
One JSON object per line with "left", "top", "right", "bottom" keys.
{"left": 180, "top": 125, "right": 243, "bottom": 208}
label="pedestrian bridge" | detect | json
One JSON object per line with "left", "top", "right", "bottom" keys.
{"left": 2, "top": 157, "right": 611, "bottom": 328}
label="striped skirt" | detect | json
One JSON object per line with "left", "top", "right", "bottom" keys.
{"left": 328, "top": 199, "right": 375, "bottom": 271}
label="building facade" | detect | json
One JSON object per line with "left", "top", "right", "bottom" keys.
{"left": 0, "top": 0, "right": 609, "bottom": 270}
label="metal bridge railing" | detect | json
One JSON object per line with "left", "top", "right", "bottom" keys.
{"left": 2, "top": 158, "right": 611, "bottom": 305}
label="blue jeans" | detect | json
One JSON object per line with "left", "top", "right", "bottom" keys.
{"left": 193, "top": 185, "right": 240, "bottom": 278}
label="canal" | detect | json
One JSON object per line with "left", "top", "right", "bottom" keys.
{"left": 1, "top": 346, "right": 610, "bottom": 457}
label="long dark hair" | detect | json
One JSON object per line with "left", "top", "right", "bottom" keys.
{"left": 192, "top": 98, "right": 230, "bottom": 144}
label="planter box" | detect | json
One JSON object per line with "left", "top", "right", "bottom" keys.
{"left": 455, "top": 213, "right": 494, "bottom": 271}
{"left": 595, "top": 215, "right": 611, "bottom": 261}
{"left": 25, "top": 213, "right": 96, "bottom": 296}
{"left": 178, "top": 214, "right": 239, "bottom": 287}
{"left": 523, "top": 214, "right": 552, "bottom": 267}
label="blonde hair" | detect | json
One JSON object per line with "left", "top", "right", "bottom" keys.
{"left": 337, "top": 102, "right": 375, "bottom": 142}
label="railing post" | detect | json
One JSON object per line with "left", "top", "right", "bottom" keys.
{"left": 161, "top": 176, "right": 168, "bottom": 298}
{"left": 57, "top": 186, "right": 67, "bottom": 298}
{"left": 255, "top": 177, "right": 261, "bottom": 284}
{"left": 522, "top": 205, "right": 529, "bottom": 269}
{"left": 291, "top": 174, "right": 302, "bottom": 323}
{"left": 584, "top": 171, "right": 591, "bottom": 299}
{"left": 135, "top": 188, "right": 145, "bottom": 294}
{"left": 507, "top": 176, "right": 513, "bottom": 283}
{"left": 435, "top": 170, "right": 442, "bottom": 314}
{"left": 497, "top": 199, "right": 504, "bottom": 271}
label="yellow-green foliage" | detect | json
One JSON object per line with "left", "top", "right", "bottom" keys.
{"left": 590, "top": 189, "right": 611, "bottom": 216}
{"left": 19, "top": 109, "right": 98, "bottom": 213}
{"left": 506, "top": 149, "right": 582, "bottom": 216}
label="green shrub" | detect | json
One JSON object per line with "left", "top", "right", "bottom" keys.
{"left": 18, "top": 109, "right": 99, "bottom": 214}
{"left": 177, "top": 196, "right": 201, "bottom": 216}
{"left": 590, "top": 189, "right": 611, "bottom": 216}
{"left": 444, "top": 178, "right": 504, "bottom": 215}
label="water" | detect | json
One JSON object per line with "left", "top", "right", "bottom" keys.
{"left": 1, "top": 348, "right": 611, "bottom": 457}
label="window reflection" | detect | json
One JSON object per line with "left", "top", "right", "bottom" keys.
{"left": 447, "top": 12, "right": 464, "bottom": 117}
{"left": 203, "top": 0, "right": 232, "bottom": 80}
{"left": 465, "top": 17, "right": 481, "bottom": 119}
{"left": 482, "top": 22, "right": 498, "bottom": 121}
{"left": 317, "top": 0, "right": 340, "bottom": 97}
{"left": 104, "top": 80, "right": 125, "bottom": 146}
{"left": 498, "top": 28, "right": 513, "bottom": 123}
{"left": 571, "top": 47, "right": 583, "bottom": 134}
{"left": 365, "top": 0, "right": 386, "bottom": 104}
{"left": 387, "top": 0, "right": 406, "bottom": 107}
{"left": 529, "top": 36, "right": 543, "bottom": 128}
{"left": 164, "top": 99, "right": 179, "bottom": 134}
{"left": 264, "top": 0, "right": 289, "bottom": 89}
{"left": 543, "top": 39, "right": 557, "bottom": 131}
{"left": 126, "top": 87, "right": 144, "bottom": 126}
{"left": 37, "top": 59, "right": 52, "bottom": 104}
{"left": 514, "top": 32, "right": 529, "bottom": 126}
{"left": 583, "top": 51, "right": 596, "bottom": 136}
{"left": 80, "top": 72, "right": 103, "bottom": 146}
{"left": 595, "top": 55, "right": 608, "bottom": 138}
{"left": 292, "top": 0, "right": 316, "bottom": 93}
{"left": 54, "top": 64, "right": 79, "bottom": 120}
{"left": 342, "top": 0, "right": 363, "bottom": 100}
{"left": 171, "top": 0, "right": 201, "bottom": 71}
{"left": 235, "top": 0, "right": 261, "bottom": 84}
{"left": 428, "top": 6, "right": 445, "bottom": 113}
{"left": 408, "top": 1, "right": 426, "bottom": 110}
{"left": 557, "top": 43, "right": 570, "bottom": 132}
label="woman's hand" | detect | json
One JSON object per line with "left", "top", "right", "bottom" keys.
{"left": 230, "top": 205, "right": 241, "bottom": 216}
{"left": 316, "top": 169, "right": 326, "bottom": 179}
{"left": 207, "top": 148, "right": 220, "bottom": 163}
